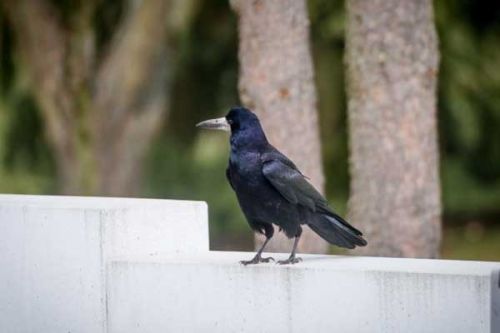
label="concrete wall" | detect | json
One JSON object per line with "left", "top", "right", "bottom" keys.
{"left": 493, "top": 270, "right": 500, "bottom": 333}
{"left": 0, "top": 194, "right": 499, "bottom": 333}
{"left": 0, "top": 194, "right": 208, "bottom": 333}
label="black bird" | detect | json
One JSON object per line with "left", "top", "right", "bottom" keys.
{"left": 197, "top": 107, "right": 367, "bottom": 265}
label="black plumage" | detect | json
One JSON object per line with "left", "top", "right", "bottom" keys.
{"left": 197, "top": 107, "right": 367, "bottom": 264}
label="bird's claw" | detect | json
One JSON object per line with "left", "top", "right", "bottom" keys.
{"left": 260, "top": 256, "right": 275, "bottom": 263}
{"left": 240, "top": 255, "right": 275, "bottom": 265}
{"left": 277, "top": 256, "right": 302, "bottom": 265}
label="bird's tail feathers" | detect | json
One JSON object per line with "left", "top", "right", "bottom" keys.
{"left": 308, "top": 213, "right": 367, "bottom": 249}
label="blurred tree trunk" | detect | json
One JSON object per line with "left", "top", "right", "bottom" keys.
{"left": 2, "top": 0, "right": 195, "bottom": 195}
{"left": 3, "top": 0, "right": 85, "bottom": 194}
{"left": 92, "top": 0, "right": 172, "bottom": 195}
{"left": 231, "top": 0, "right": 328, "bottom": 254}
{"left": 345, "top": 0, "right": 441, "bottom": 257}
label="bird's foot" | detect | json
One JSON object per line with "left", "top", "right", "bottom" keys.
{"left": 277, "top": 256, "right": 302, "bottom": 265}
{"left": 240, "top": 255, "right": 275, "bottom": 265}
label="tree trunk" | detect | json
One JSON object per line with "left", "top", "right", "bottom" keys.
{"left": 232, "top": 0, "right": 328, "bottom": 254}
{"left": 345, "top": 0, "right": 441, "bottom": 257}
{"left": 3, "top": 0, "right": 194, "bottom": 196}
{"left": 92, "top": 0, "right": 172, "bottom": 195}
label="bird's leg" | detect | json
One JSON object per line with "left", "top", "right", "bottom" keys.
{"left": 254, "top": 237, "right": 275, "bottom": 262}
{"left": 278, "top": 232, "right": 302, "bottom": 265}
{"left": 240, "top": 237, "right": 274, "bottom": 265}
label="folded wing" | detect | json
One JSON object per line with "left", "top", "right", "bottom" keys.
{"left": 261, "top": 151, "right": 364, "bottom": 238}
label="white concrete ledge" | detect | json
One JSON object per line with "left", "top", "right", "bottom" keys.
{"left": 0, "top": 194, "right": 208, "bottom": 258}
{"left": 108, "top": 252, "right": 500, "bottom": 333}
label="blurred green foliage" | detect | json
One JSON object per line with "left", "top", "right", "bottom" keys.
{"left": 0, "top": 0, "right": 498, "bottom": 258}
{"left": 436, "top": 0, "right": 500, "bottom": 218}
{"left": 442, "top": 224, "right": 500, "bottom": 261}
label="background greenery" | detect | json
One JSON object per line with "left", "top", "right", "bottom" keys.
{"left": 0, "top": 0, "right": 499, "bottom": 260}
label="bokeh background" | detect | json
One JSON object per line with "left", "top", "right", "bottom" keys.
{"left": 0, "top": 0, "right": 499, "bottom": 260}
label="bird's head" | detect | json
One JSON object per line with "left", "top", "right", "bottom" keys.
{"left": 196, "top": 106, "right": 262, "bottom": 134}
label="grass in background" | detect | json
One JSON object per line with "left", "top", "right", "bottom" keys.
{"left": 442, "top": 222, "right": 500, "bottom": 261}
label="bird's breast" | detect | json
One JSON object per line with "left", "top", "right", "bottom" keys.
{"left": 229, "top": 152, "right": 264, "bottom": 189}
{"left": 228, "top": 151, "right": 303, "bottom": 227}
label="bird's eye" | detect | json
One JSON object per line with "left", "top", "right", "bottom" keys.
{"left": 227, "top": 119, "right": 233, "bottom": 125}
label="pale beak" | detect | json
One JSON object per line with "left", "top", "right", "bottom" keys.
{"left": 196, "top": 117, "right": 230, "bottom": 132}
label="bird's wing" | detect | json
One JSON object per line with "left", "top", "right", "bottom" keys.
{"left": 261, "top": 153, "right": 329, "bottom": 212}
{"left": 261, "top": 150, "right": 364, "bottom": 237}
{"left": 226, "top": 166, "right": 235, "bottom": 190}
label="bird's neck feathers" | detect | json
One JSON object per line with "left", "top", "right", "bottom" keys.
{"left": 230, "top": 120, "right": 269, "bottom": 152}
